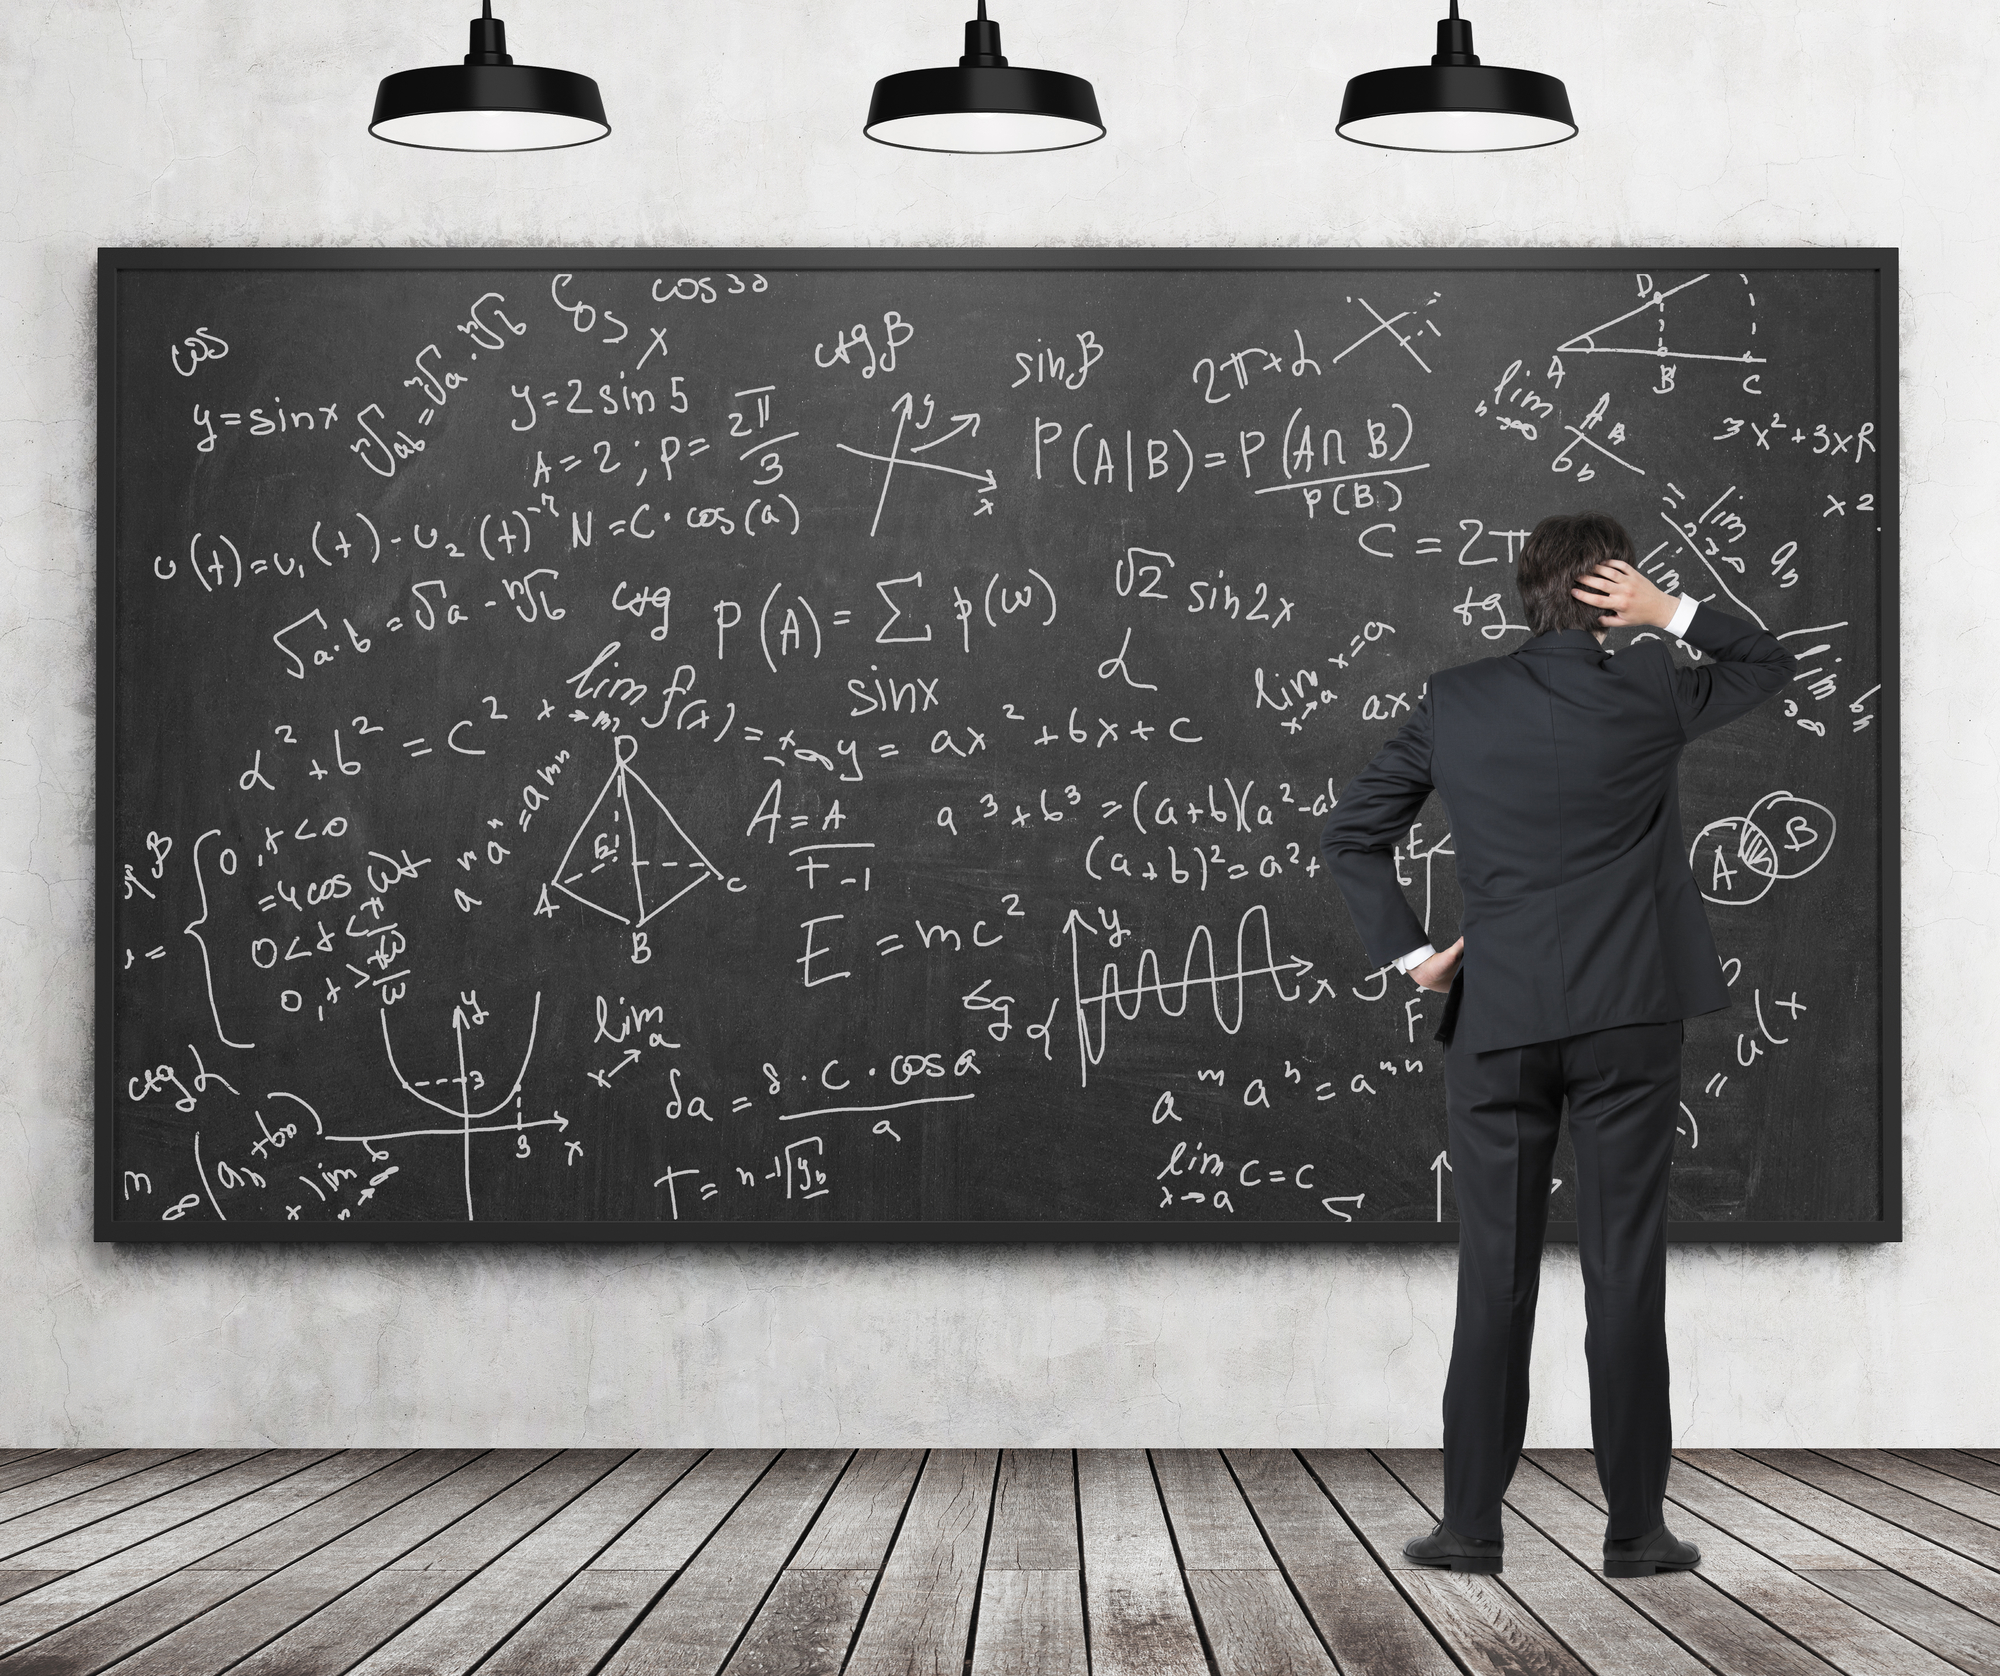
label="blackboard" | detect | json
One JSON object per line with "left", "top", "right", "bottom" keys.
{"left": 97, "top": 248, "right": 1899, "bottom": 1243}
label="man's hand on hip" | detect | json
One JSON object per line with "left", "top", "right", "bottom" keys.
{"left": 1413, "top": 936, "right": 1464, "bottom": 993}
{"left": 1573, "top": 560, "right": 1677, "bottom": 629}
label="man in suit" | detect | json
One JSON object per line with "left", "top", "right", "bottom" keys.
{"left": 1320, "top": 511, "right": 1792, "bottom": 1578}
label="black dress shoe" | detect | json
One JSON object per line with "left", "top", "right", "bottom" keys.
{"left": 1602, "top": 1523, "right": 1700, "bottom": 1577}
{"left": 1403, "top": 1521, "right": 1503, "bottom": 1574}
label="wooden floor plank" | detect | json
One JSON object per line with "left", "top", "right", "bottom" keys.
{"left": 786, "top": 1450, "right": 924, "bottom": 1572}
{"left": 1890, "top": 1451, "right": 2000, "bottom": 1500}
{"left": 224, "top": 1449, "right": 599, "bottom": 1676}
{"left": 722, "top": 1571, "right": 875, "bottom": 1676}
{"left": 1075, "top": 1449, "right": 1207, "bottom": 1676}
{"left": 337, "top": 1450, "right": 689, "bottom": 1676}
{"left": 75, "top": 1452, "right": 404, "bottom": 1577}
{"left": 1153, "top": 1449, "right": 1277, "bottom": 1571}
{"left": 1680, "top": 1451, "right": 2000, "bottom": 1626}
{"left": 14, "top": 1445, "right": 1998, "bottom": 1676}
{"left": 479, "top": 1450, "right": 775, "bottom": 1676}
{"left": 0, "top": 1448, "right": 117, "bottom": 1504}
{"left": 478, "top": 1570, "right": 672, "bottom": 1676}
{"left": 1529, "top": 1450, "right": 1960, "bottom": 1676}
{"left": 1304, "top": 1448, "right": 1593, "bottom": 1676}
{"left": 1795, "top": 1567, "right": 2000, "bottom": 1675}
{"left": 1747, "top": 1450, "right": 2000, "bottom": 1570}
{"left": 0, "top": 1454, "right": 264, "bottom": 1564}
{"left": 267, "top": 1452, "right": 553, "bottom": 1575}
{"left": 1820, "top": 1450, "right": 2000, "bottom": 1529}
{"left": 1517, "top": 1454, "right": 1844, "bottom": 1676}
{"left": 844, "top": 1449, "right": 997, "bottom": 1676}
{"left": 1377, "top": 1448, "right": 1712, "bottom": 1676}
{"left": 967, "top": 1453, "right": 1086, "bottom": 1676}
{"left": 723, "top": 1451, "right": 925, "bottom": 1676}
{"left": 970, "top": 1570, "right": 1088, "bottom": 1676}
{"left": 4, "top": 1452, "right": 337, "bottom": 1573}
{"left": 1185, "top": 1569, "right": 1338, "bottom": 1676}
{"left": 0, "top": 1455, "right": 193, "bottom": 1533}
{"left": 1153, "top": 1451, "right": 1336, "bottom": 1675}
{"left": 338, "top": 1451, "right": 642, "bottom": 1676}
{"left": 0, "top": 1453, "right": 405, "bottom": 1661}
{"left": 0, "top": 1458, "right": 282, "bottom": 1659}
{"left": 984, "top": 1450, "right": 1079, "bottom": 1572}
{"left": 1228, "top": 1449, "right": 1460, "bottom": 1676}
{"left": 1662, "top": 1452, "right": 1880, "bottom": 1571}
{"left": 223, "top": 1572, "right": 457, "bottom": 1676}
{"left": 0, "top": 1454, "right": 464, "bottom": 1672}
{"left": 0, "top": 1569, "right": 258, "bottom": 1676}
{"left": 380, "top": 1448, "right": 623, "bottom": 1575}
{"left": 1665, "top": 1462, "right": 2000, "bottom": 1669}
{"left": 0, "top": 1455, "right": 118, "bottom": 1501}
{"left": 1076, "top": 1450, "right": 1182, "bottom": 1575}
{"left": 80, "top": 1450, "right": 516, "bottom": 1676}
{"left": 185, "top": 1450, "right": 478, "bottom": 1574}
{"left": 599, "top": 1449, "right": 850, "bottom": 1676}
{"left": 0, "top": 1455, "right": 496, "bottom": 1673}
{"left": 594, "top": 1451, "right": 778, "bottom": 1573}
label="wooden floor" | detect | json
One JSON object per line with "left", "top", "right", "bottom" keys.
{"left": 0, "top": 1448, "right": 1998, "bottom": 1675}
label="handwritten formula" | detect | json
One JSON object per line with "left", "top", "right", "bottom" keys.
{"left": 104, "top": 256, "right": 1890, "bottom": 1236}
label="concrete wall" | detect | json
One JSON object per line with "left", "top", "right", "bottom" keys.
{"left": 2, "top": 0, "right": 1991, "bottom": 1446}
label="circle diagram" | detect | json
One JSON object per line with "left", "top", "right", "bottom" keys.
{"left": 1690, "top": 791, "right": 1836, "bottom": 907}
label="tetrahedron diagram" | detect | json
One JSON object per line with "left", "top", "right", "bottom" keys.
{"left": 549, "top": 734, "right": 723, "bottom": 926}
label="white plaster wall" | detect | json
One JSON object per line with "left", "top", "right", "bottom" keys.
{"left": 1, "top": 0, "right": 1991, "bottom": 1447}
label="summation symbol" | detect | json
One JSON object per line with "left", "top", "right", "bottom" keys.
{"left": 551, "top": 734, "right": 723, "bottom": 927}
{"left": 1065, "top": 903, "right": 1312, "bottom": 1087}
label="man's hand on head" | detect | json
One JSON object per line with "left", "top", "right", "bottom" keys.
{"left": 1572, "top": 560, "right": 1677, "bottom": 630}
{"left": 1412, "top": 936, "right": 1464, "bottom": 994}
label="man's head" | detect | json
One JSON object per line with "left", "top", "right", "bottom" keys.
{"left": 1516, "top": 511, "right": 1637, "bottom": 638}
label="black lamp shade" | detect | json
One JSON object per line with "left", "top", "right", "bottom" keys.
{"left": 371, "top": 63, "right": 608, "bottom": 151}
{"left": 371, "top": 8, "right": 608, "bottom": 152}
{"left": 865, "top": 65, "right": 1104, "bottom": 153}
{"left": 866, "top": 6, "right": 1103, "bottom": 154}
{"left": 1337, "top": 63, "right": 1574, "bottom": 151}
{"left": 1338, "top": 6, "right": 1574, "bottom": 153}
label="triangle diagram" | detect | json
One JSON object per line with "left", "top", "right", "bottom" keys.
{"left": 550, "top": 735, "right": 722, "bottom": 926}
{"left": 1555, "top": 272, "right": 1763, "bottom": 366}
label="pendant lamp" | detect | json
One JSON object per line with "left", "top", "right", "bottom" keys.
{"left": 370, "top": 3, "right": 609, "bottom": 152}
{"left": 866, "top": 3, "right": 1104, "bottom": 154}
{"left": 1338, "top": 2, "right": 1575, "bottom": 153}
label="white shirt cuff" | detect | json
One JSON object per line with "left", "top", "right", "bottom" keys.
{"left": 1393, "top": 942, "right": 1436, "bottom": 975}
{"left": 1665, "top": 594, "right": 1700, "bottom": 639}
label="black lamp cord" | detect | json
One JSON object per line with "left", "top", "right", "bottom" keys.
{"left": 1436, "top": 0, "right": 1478, "bottom": 66}
{"left": 963, "top": 0, "right": 1006, "bottom": 66}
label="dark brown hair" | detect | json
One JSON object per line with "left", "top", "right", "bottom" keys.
{"left": 1515, "top": 511, "right": 1636, "bottom": 636}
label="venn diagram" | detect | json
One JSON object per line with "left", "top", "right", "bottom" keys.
{"left": 1689, "top": 791, "right": 1837, "bottom": 906}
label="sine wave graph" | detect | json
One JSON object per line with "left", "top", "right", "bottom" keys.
{"left": 1065, "top": 903, "right": 1312, "bottom": 1086}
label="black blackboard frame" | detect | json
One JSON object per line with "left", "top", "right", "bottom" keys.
{"left": 95, "top": 246, "right": 1900, "bottom": 1245}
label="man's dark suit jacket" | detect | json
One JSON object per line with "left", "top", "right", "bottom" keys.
{"left": 1320, "top": 604, "right": 1794, "bottom": 1054}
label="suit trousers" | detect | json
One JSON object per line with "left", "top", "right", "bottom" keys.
{"left": 1439, "top": 1018, "right": 1681, "bottom": 1543}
